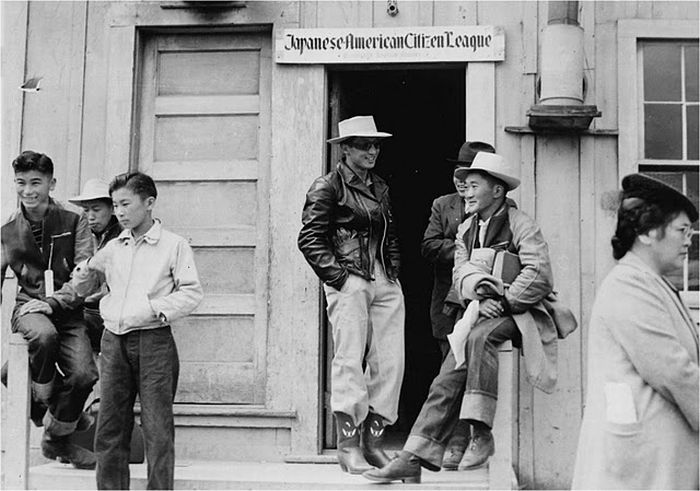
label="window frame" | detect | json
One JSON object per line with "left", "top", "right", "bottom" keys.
{"left": 618, "top": 20, "right": 699, "bottom": 308}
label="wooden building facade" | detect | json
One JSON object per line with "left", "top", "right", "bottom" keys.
{"left": 1, "top": 1, "right": 697, "bottom": 488}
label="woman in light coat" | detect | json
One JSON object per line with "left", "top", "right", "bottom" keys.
{"left": 572, "top": 173, "right": 699, "bottom": 490}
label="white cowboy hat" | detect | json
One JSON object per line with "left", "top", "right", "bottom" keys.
{"left": 455, "top": 152, "right": 521, "bottom": 191}
{"left": 69, "top": 178, "right": 111, "bottom": 203}
{"left": 327, "top": 115, "right": 392, "bottom": 144}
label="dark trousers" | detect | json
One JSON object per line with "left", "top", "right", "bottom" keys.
{"left": 404, "top": 316, "right": 520, "bottom": 469}
{"left": 96, "top": 327, "right": 179, "bottom": 490}
{"left": 11, "top": 309, "right": 97, "bottom": 435}
{"left": 84, "top": 305, "right": 105, "bottom": 353}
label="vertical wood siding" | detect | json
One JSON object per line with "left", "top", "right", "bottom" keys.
{"left": 3, "top": 0, "right": 697, "bottom": 486}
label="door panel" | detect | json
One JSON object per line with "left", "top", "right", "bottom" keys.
{"left": 137, "top": 31, "right": 270, "bottom": 404}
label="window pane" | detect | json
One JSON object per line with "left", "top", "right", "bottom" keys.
{"left": 685, "top": 45, "right": 699, "bottom": 102}
{"left": 688, "top": 105, "right": 699, "bottom": 160}
{"left": 643, "top": 43, "right": 682, "bottom": 101}
{"left": 644, "top": 104, "right": 682, "bottom": 159}
{"left": 645, "top": 171, "right": 683, "bottom": 190}
{"left": 689, "top": 234, "right": 699, "bottom": 291}
{"left": 687, "top": 169, "right": 699, "bottom": 227}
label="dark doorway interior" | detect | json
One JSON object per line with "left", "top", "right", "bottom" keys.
{"left": 323, "top": 66, "right": 466, "bottom": 448}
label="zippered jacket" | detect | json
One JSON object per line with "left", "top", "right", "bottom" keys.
{"left": 298, "top": 161, "right": 400, "bottom": 290}
{"left": 70, "top": 219, "right": 203, "bottom": 335}
{"left": 1, "top": 199, "right": 92, "bottom": 314}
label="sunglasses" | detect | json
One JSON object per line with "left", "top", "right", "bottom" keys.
{"left": 347, "top": 138, "right": 383, "bottom": 151}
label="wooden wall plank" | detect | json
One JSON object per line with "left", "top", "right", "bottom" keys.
{"left": 267, "top": 63, "right": 326, "bottom": 455}
{"left": 465, "top": 63, "right": 495, "bottom": 144}
{"left": 20, "top": 1, "right": 87, "bottom": 200}
{"left": 433, "top": 1, "right": 477, "bottom": 25}
{"left": 81, "top": 1, "right": 111, "bottom": 184}
{"left": 1, "top": 1, "right": 28, "bottom": 222}
{"left": 372, "top": 0, "right": 432, "bottom": 27}
{"left": 104, "top": 24, "right": 136, "bottom": 177}
{"left": 533, "top": 138, "right": 583, "bottom": 489}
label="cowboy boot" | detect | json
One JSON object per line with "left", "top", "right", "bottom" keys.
{"left": 362, "top": 450, "right": 421, "bottom": 484}
{"left": 361, "top": 412, "right": 391, "bottom": 468}
{"left": 442, "top": 419, "right": 470, "bottom": 470}
{"left": 458, "top": 424, "right": 495, "bottom": 470}
{"left": 335, "top": 412, "right": 373, "bottom": 474}
{"left": 41, "top": 430, "right": 96, "bottom": 469}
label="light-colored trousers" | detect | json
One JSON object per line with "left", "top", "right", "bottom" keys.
{"left": 323, "top": 263, "right": 406, "bottom": 427}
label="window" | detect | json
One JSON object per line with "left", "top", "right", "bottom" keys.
{"left": 641, "top": 42, "right": 699, "bottom": 161}
{"left": 618, "top": 21, "right": 699, "bottom": 305}
{"left": 639, "top": 41, "right": 699, "bottom": 294}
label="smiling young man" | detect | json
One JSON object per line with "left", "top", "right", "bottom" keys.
{"left": 364, "top": 152, "right": 562, "bottom": 483}
{"left": 1, "top": 150, "right": 97, "bottom": 469}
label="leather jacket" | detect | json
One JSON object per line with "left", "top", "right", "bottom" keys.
{"left": 298, "top": 161, "right": 401, "bottom": 290}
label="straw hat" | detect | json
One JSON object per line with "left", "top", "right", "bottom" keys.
{"left": 455, "top": 152, "right": 521, "bottom": 191}
{"left": 69, "top": 178, "right": 111, "bottom": 203}
{"left": 622, "top": 173, "right": 698, "bottom": 222}
{"left": 447, "top": 141, "right": 495, "bottom": 165}
{"left": 327, "top": 115, "right": 392, "bottom": 144}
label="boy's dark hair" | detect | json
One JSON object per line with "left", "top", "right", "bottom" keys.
{"left": 12, "top": 151, "right": 54, "bottom": 176}
{"left": 109, "top": 172, "right": 157, "bottom": 200}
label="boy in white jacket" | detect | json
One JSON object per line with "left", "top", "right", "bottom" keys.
{"left": 71, "top": 172, "right": 203, "bottom": 489}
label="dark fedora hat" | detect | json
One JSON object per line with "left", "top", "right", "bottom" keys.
{"left": 622, "top": 173, "right": 698, "bottom": 222}
{"left": 447, "top": 141, "right": 496, "bottom": 165}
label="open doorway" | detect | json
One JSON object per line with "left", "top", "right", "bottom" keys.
{"left": 323, "top": 66, "right": 466, "bottom": 448}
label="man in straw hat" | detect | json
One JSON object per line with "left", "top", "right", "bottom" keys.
{"left": 420, "top": 141, "right": 495, "bottom": 470}
{"left": 68, "top": 179, "right": 122, "bottom": 352}
{"left": 298, "top": 115, "right": 405, "bottom": 474}
{"left": 365, "top": 152, "right": 570, "bottom": 483}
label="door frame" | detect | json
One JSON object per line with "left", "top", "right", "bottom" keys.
{"left": 318, "top": 61, "right": 497, "bottom": 449}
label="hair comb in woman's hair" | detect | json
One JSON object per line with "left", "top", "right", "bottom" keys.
{"left": 621, "top": 197, "right": 645, "bottom": 210}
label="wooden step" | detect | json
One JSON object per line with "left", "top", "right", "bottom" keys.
{"left": 29, "top": 460, "right": 489, "bottom": 490}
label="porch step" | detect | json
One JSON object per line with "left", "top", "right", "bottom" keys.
{"left": 29, "top": 460, "right": 489, "bottom": 490}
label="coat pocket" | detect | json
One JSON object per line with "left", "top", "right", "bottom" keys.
{"left": 603, "top": 421, "right": 648, "bottom": 483}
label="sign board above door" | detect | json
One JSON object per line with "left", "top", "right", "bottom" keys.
{"left": 276, "top": 26, "right": 505, "bottom": 64}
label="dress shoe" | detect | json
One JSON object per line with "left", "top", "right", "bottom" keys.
{"left": 335, "top": 412, "right": 372, "bottom": 474}
{"left": 361, "top": 412, "right": 391, "bottom": 468}
{"left": 41, "top": 431, "right": 96, "bottom": 469}
{"left": 442, "top": 444, "right": 467, "bottom": 470}
{"left": 362, "top": 451, "right": 421, "bottom": 484}
{"left": 338, "top": 446, "right": 373, "bottom": 474}
{"left": 458, "top": 430, "right": 494, "bottom": 470}
{"left": 75, "top": 411, "right": 94, "bottom": 432}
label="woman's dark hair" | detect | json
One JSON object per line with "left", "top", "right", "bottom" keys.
{"left": 611, "top": 197, "right": 680, "bottom": 259}
{"left": 12, "top": 151, "right": 54, "bottom": 176}
{"left": 109, "top": 172, "right": 157, "bottom": 200}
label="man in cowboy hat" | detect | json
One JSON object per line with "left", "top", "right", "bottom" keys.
{"left": 298, "top": 115, "right": 405, "bottom": 475}
{"left": 420, "top": 141, "right": 495, "bottom": 470}
{"left": 68, "top": 179, "right": 122, "bottom": 352}
{"left": 364, "top": 152, "right": 561, "bottom": 483}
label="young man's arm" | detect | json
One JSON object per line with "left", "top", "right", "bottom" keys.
{"left": 505, "top": 213, "right": 554, "bottom": 314}
{"left": 44, "top": 213, "right": 95, "bottom": 313}
{"left": 421, "top": 198, "right": 455, "bottom": 265}
{"left": 149, "top": 238, "right": 203, "bottom": 323}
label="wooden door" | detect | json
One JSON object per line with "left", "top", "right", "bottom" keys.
{"left": 137, "top": 31, "right": 271, "bottom": 404}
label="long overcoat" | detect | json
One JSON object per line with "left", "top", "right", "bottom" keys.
{"left": 572, "top": 252, "right": 699, "bottom": 490}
